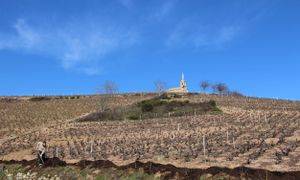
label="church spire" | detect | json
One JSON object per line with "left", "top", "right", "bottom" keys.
{"left": 166, "top": 72, "right": 188, "bottom": 93}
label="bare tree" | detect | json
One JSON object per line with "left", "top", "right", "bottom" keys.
{"left": 229, "top": 91, "right": 244, "bottom": 97}
{"left": 102, "top": 80, "right": 118, "bottom": 95}
{"left": 97, "top": 80, "right": 119, "bottom": 112}
{"left": 97, "top": 95, "right": 109, "bottom": 112}
{"left": 154, "top": 80, "right": 167, "bottom": 95}
{"left": 215, "top": 83, "right": 229, "bottom": 95}
{"left": 211, "top": 84, "right": 218, "bottom": 94}
{"left": 200, "top": 81, "right": 210, "bottom": 93}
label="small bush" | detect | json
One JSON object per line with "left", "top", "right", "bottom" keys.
{"left": 168, "top": 93, "right": 183, "bottom": 98}
{"left": 141, "top": 103, "right": 154, "bottom": 112}
{"left": 70, "top": 96, "right": 76, "bottom": 99}
{"left": 159, "top": 93, "right": 171, "bottom": 100}
{"left": 168, "top": 100, "right": 189, "bottom": 107}
{"left": 229, "top": 91, "right": 244, "bottom": 97}
{"left": 30, "top": 96, "right": 51, "bottom": 101}
{"left": 138, "top": 97, "right": 166, "bottom": 107}
{"left": 127, "top": 114, "right": 140, "bottom": 120}
{"left": 208, "top": 100, "right": 217, "bottom": 107}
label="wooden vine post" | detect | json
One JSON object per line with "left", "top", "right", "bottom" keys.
{"left": 203, "top": 134, "right": 206, "bottom": 161}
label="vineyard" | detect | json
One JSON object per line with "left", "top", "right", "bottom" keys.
{"left": 0, "top": 93, "right": 300, "bottom": 174}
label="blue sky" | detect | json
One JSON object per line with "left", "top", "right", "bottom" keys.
{"left": 0, "top": 0, "right": 299, "bottom": 99}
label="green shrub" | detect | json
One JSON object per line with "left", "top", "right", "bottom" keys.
{"left": 138, "top": 97, "right": 166, "bottom": 107}
{"left": 173, "top": 93, "right": 183, "bottom": 98}
{"left": 168, "top": 100, "right": 189, "bottom": 107}
{"left": 209, "top": 100, "right": 217, "bottom": 107}
{"left": 127, "top": 114, "right": 140, "bottom": 120}
{"left": 159, "top": 93, "right": 171, "bottom": 99}
{"left": 141, "top": 103, "right": 154, "bottom": 112}
{"left": 29, "top": 96, "right": 51, "bottom": 101}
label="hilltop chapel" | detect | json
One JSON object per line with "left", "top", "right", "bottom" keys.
{"left": 167, "top": 73, "right": 189, "bottom": 93}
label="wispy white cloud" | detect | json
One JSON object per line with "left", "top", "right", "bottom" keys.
{"left": 0, "top": 19, "right": 41, "bottom": 50}
{"left": 165, "top": 20, "right": 241, "bottom": 49}
{"left": 164, "top": 0, "right": 273, "bottom": 50}
{"left": 0, "top": 18, "right": 139, "bottom": 74}
{"left": 193, "top": 26, "right": 240, "bottom": 48}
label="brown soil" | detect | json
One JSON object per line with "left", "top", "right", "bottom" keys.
{"left": 1, "top": 158, "right": 300, "bottom": 180}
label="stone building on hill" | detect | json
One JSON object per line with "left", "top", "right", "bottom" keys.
{"left": 167, "top": 73, "right": 188, "bottom": 93}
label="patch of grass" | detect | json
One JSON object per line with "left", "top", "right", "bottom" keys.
{"left": 119, "top": 169, "right": 159, "bottom": 180}
{"left": 78, "top": 93, "right": 222, "bottom": 122}
{"left": 199, "top": 173, "right": 214, "bottom": 180}
{"left": 0, "top": 165, "right": 5, "bottom": 179}
{"left": 50, "top": 166, "right": 79, "bottom": 179}
{"left": 1, "top": 164, "right": 159, "bottom": 180}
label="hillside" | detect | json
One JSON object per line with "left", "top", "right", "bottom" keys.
{"left": 0, "top": 93, "right": 300, "bottom": 179}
